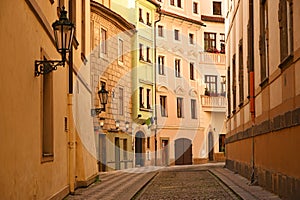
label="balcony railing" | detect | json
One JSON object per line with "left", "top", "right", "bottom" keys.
{"left": 201, "top": 95, "right": 227, "bottom": 112}
{"left": 199, "top": 52, "right": 225, "bottom": 65}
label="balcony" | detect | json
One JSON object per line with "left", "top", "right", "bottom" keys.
{"left": 201, "top": 95, "right": 227, "bottom": 112}
{"left": 199, "top": 52, "right": 225, "bottom": 65}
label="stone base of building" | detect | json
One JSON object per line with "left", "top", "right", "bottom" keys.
{"left": 226, "top": 159, "right": 300, "bottom": 199}
{"left": 76, "top": 173, "right": 100, "bottom": 188}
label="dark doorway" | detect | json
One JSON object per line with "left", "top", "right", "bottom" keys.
{"left": 99, "top": 134, "right": 106, "bottom": 172}
{"left": 135, "top": 131, "right": 145, "bottom": 166}
{"left": 115, "top": 137, "right": 120, "bottom": 170}
{"left": 175, "top": 138, "right": 192, "bottom": 165}
{"left": 208, "top": 132, "right": 214, "bottom": 161}
{"left": 162, "top": 139, "right": 169, "bottom": 166}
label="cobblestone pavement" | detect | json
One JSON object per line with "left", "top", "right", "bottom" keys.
{"left": 65, "top": 163, "right": 281, "bottom": 200}
{"left": 135, "top": 168, "right": 240, "bottom": 200}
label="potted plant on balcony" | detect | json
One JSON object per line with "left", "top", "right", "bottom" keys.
{"left": 204, "top": 88, "right": 210, "bottom": 96}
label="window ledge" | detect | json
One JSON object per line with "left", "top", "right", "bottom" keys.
{"left": 259, "top": 77, "right": 269, "bottom": 88}
{"left": 279, "top": 54, "right": 293, "bottom": 70}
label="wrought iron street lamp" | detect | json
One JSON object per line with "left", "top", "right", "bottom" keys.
{"left": 35, "top": 6, "right": 74, "bottom": 76}
{"left": 91, "top": 84, "right": 109, "bottom": 116}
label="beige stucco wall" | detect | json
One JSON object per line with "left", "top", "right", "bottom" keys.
{"left": 0, "top": 0, "right": 69, "bottom": 199}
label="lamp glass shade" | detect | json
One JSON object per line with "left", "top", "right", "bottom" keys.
{"left": 99, "top": 117, "right": 105, "bottom": 128}
{"left": 52, "top": 7, "right": 74, "bottom": 54}
{"left": 98, "top": 86, "right": 108, "bottom": 105}
{"left": 115, "top": 120, "right": 120, "bottom": 129}
{"left": 125, "top": 122, "right": 129, "bottom": 130}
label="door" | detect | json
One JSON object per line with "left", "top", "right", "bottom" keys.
{"left": 162, "top": 140, "right": 169, "bottom": 166}
{"left": 135, "top": 131, "right": 145, "bottom": 166}
{"left": 175, "top": 138, "right": 192, "bottom": 165}
{"left": 208, "top": 132, "right": 214, "bottom": 161}
{"left": 99, "top": 134, "right": 106, "bottom": 172}
{"left": 115, "top": 137, "right": 120, "bottom": 170}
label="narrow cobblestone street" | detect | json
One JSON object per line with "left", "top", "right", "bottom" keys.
{"left": 135, "top": 169, "right": 239, "bottom": 199}
{"left": 66, "top": 163, "right": 281, "bottom": 200}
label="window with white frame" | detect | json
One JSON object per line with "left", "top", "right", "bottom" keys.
{"left": 160, "top": 95, "right": 167, "bottom": 117}
{"left": 146, "top": 47, "right": 151, "bottom": 63}
{"left": 139, "top": 43, "right": 144, "bottom": 61}
{"left": 177, "top": 97, "right": 184, "bottom": 118}
{"left": 189, "top": 33, "right": 194, "bottom": 44}
{"left": 175, "top": 59, "right": 181, "bottom": 77}
{"left": 100, "top": 28, "right": 107, "bottom": 55}
{"left": 193, "top": 2, "right": 199, "bottom": 14}
{"left": 118, "top": 39, "right": 124, "bottom": 63}
{"left": 190, "top": 62, "right": 195, "bottom": 80}
{"left": 139, "top": 8, "right": 144, "bottom": 22}
{"left": 118, "top": 87, "right": 124, "bottom": 115}
{"left": 158, "top": 25, "right": 164, "bottom": 37}
{"left": 158, "top": 55, "right": 165, "bottom": 75}
{"left": 174, "top": 29, "right": 180, "bottom": 41}
{"left": 191, "top": 99, "right": 197, "bottom": 119}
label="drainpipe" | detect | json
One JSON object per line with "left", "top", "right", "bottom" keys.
{"left": 68, "top": 46, "right": 76, "bottom": 193}
{"left": 153, "top": 6, "right": 161, "bottom": 166}
{"left": 248, "top": 0, "right": 256, "bottom": 185}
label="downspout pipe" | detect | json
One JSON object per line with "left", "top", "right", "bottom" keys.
{"left": 153, "top": 6, "right": 161, "bottom": 166}
{"left": 248, "top": 0, "right": 256, "bottom": 185}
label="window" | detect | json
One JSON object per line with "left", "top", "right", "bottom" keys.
{"left": 219, "top": 134, "right": 225, "bottom": 152}
{"left": 189, "top": 33, "right": 194, "bottom": 44}
{"left": 160, "top": 95, "right": 167, "bottom": 117}
{"left": 100, "top": 28, "right": 107, "bottom": 55}
{"left": 193, "top": 2, "right": 198, "bottom": 14}
{"left": 158, "top": 25, "right": 164, "bottom": 37}
{"left": 221, "top": 76, "right": 226, "bottom": 96}
{"left": 205, "top": 75, "right": 217, "bottom": 95}
{"left": 259, "top": 0, "right": 268, "bottom": 84}
{"left": 174, "top": 29, "right": 180, "bottom": 41}
{"left": 147, "top": 137, "right": 150, "bottom": 148}
{"left": 139, "top": 87, "right": 144, "bottom": 108}
{"left": 239, "top": 40, "right": 244, "bottom": 105}
{"left": 213, "top": 1, "right": 222, "bottom": 15}
{"left": 146, "top": 12, "right": 151, "bottom": 26}
{"left": 123, "top": 139, "right": 128, "bottom": 160}
{"left": 177, "top": 97, "right": 184, "bottom": 118}
{"left": 175, "top": 59, "right": 181, "bottom": 77}
{"left": 146, "top": 47, "right": 151, "bottom": 62}
{"left": 220, "top": 33, "right": 225, "bottom": 53}
{"left": 139, "top": 43, "right": 144, "bottom": 61}
{"left": 204, "top": 32, "right": 216, "bottom": 52}
{"left": 118, "top": 39, "right": 124, "bottom": 63}
{"left": 139, "top": 8, "right": 144, "bottom": 22}
{"left": 227, "top": 67, "right": 231, "bottom": 116}
{"left": 42, "top": 71, "right": 53, "bottom": 159}
{"left": 232, "top": 54, "right": 236, "bottom": 112}
{"left": 118, "top": 87, "right": 124, "bottom": 115}
{"left": 191, "top": 99, "right": 197, "bottom": 119}
{"left": 278, "top": 0, "right": 293, "bottom": 64}
{"left": 158, "top": 56, "right": 165, "bottom": 75}
{"left": 177, "top": 0, "right": 182, "bottom": 8}
{"left": 190, "top": 62, "right": 195, "bottom": 80}
{"left": 146, "top": 89, "right": 151, "bottom": 109}
{"left": 170, "top": 0, "right": 175, "bottom": 6}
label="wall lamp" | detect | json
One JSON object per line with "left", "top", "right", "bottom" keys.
{"left": 91, "top": 83, "right": 109, "bottom": 116}
{"left": 115, "top": 120, "right": 120, "bottom": 130}
{"left": 35, "top": 6, "right": 74, "bottom": 76}
{"left": 99, "top": 117, "right": 105, "bottom": 128}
